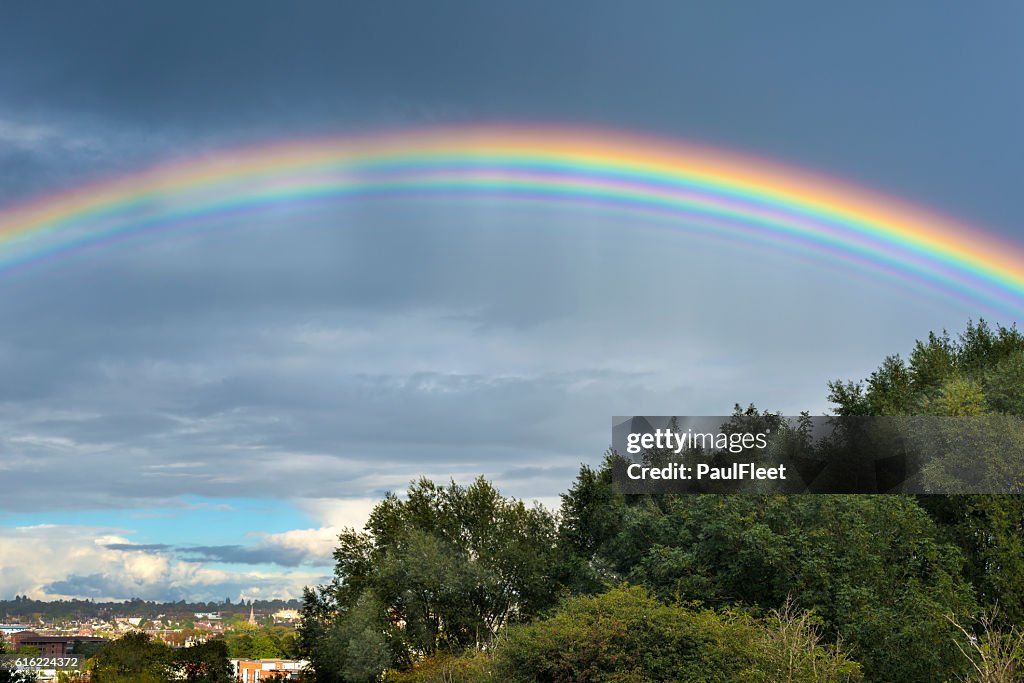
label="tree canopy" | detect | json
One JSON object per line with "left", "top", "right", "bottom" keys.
{"left": 300, "top": 477, "right": 564, "bottom": 682}
{"left": 88, "top": 632, "right": 232, "bottom": 683}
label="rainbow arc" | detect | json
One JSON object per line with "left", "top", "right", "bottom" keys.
{"left": 1, "top": 125, "right": 1022, "bottom": 317}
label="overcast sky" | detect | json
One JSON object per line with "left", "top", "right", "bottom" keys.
{"left": 1, "top": 1, "right": 1022, "bottom": 602}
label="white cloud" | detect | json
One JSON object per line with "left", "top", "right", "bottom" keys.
{"left": 0, "top": 524, "right": 326, "bottom": 601}
{"left": 297, "top": 498, "right": 379, "bottom": 530}
{"left": 257, "top": 527, "right": 340, "bottom": 565}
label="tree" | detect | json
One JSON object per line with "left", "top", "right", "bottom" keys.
{"left": 918, "top": 494, "right": 1024, "bottom": 625}
{"left": 559, "top": 461, "right": 977, "bottom": 681}
{"left": 946, "top": 610, "right": 1024, "bottom": 683}
{"left": 826, "top": 320, "right": 1024, "bottom": 418}
{"left": 223, "top": 626, "right": 293, "bottom": 660}
{"left": 828, "top": 320, "right": 1024, "bottom": 624}
{"left": 757, "top": 598, "right": 864, "bottom": 683}
{"left": 301, "top": 477, "right": 564, "bottom": 682}
{"left": 173, "top": 640, "right": 233, "bottom": 683}
{"left": 88, "top": 633, "right": 232, "bottom": 683}
{"left": 70, "top": 639, "right": 104, "bottom": 658}
{"left": 88, "top": 632, "right": 172, "bottom": 683}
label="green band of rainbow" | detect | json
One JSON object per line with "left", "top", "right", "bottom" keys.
{"left": 1, "top": 125, "right": 1022, "bottom": 317}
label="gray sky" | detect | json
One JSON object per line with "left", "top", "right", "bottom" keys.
{"left": 0, "top": 1, "right": 1021, "bottom": 601}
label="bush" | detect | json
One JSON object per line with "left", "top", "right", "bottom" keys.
{"left": 384, "top": 650, "right": 494, "bottom": 683}
{"left": 392, "top": 586, "right": 861, "bottom": 683}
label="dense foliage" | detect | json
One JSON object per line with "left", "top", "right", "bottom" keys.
{"left": 300, "top": 477, "right": 564, "bottom": 682}
{"left": 388, "top": 587, "right": 861, "bottom": 683}
{"left": 222, "top": 624, "right": 300, "bottom": 660}
{"left": 299, "top": 320, "right": 1023, "bottom": 682}
{"left": 827, "top": 320, "right": 1024, "bottom": 625}
{"left": 561, "top": 465, "right": 975, "bottom": 681}
{"left": 826, "top": 320, "right": 1024, "bottom": 418}
{"left": 88, "top": 632, "right": 232, "bottom": 683}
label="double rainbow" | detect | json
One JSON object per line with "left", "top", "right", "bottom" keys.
{"left": 1, "top": 124, "right": 1022, "bottom": 317}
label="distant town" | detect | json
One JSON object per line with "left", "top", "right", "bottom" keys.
{"left": 1, "top": 596, "right": 302, "bottom": 640}
{"left": 0, "top": 596, "right": 306, "bottom": 681}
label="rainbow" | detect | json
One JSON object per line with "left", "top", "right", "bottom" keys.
{"left": 1, "top": 124, "right": 1022, "bottom": 318}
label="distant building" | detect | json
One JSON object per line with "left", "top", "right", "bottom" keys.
{"left": 0, "top": 624, "right": 30, "bottom": 639}
{"left": 194, "top": 612, "right": 222, "bottom": 621}
{"left": 10, "top": 631, "right": 106, "bottom": 657}
{"left": 113, "top": 617, "right": 144, "bottom": 632}
{"left": 272, "top": 609, "right": 300, "bottom": 622}
{"left": 231, "top": 658, "right": 309, "bottom": 682}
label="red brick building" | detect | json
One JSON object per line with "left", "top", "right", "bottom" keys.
{"left": 10, "top": 632, "right": 106, "bottom": 657}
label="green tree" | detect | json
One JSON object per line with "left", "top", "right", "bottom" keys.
{"left": 88, "top": 632, "right": 171, "bottom": 683}
{"left": 301, "top": 477, "right": 563, "bottom": 682}
{"left": 223, "top": 626, "right": 292, "bottom": 660}
{"left": 918, "top": 494, "right": 1024, "bottom": 625}
{"left": 827, "top": 320, "right": 1024, "bottom": 417}
{"left": 559, "top": 463, "right": 976, "bottom": 682}
{"left": 224, "top": 632, "right": 255, "bottom": 658}
{"left": 947, "top": 610, "right": 1024, "bottom": 683}
{"left": 69, "top": 639, "right": 104, "bottom": 658}
{"left": 173, "top": 640, "right": 233, "bottom": 683}
{"left": 828, "top": 319, "right": 1024, "bottom": 623}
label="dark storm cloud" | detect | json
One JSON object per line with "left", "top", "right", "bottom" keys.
{"left": 3, "top": 2, "right": 1023, "bottom": 235}
{"left": 0, "top": 112, "right": 205, "bottom": 206}
{"left": 104, "top": 543, "right": 173, "bottom": 552}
